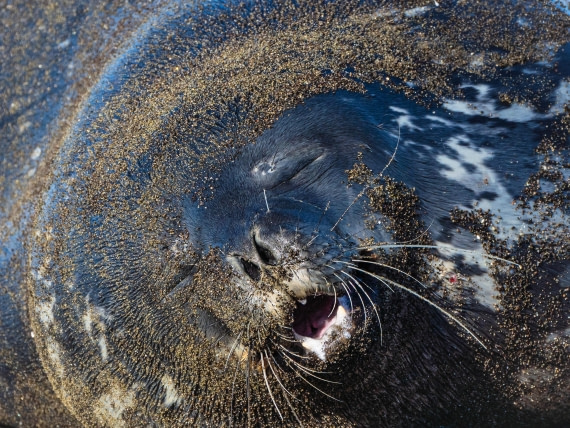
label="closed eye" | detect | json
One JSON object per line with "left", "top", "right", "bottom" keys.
{"left": 251, "top": 149, "right": 326, "bottom": 189}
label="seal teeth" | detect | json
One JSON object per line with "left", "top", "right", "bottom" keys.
{"left": 299, "top": 299, "right": 307, "bottom": 305}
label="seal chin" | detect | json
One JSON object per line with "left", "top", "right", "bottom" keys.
{"left": 292, "top": 295, "right": 353, "bottom": 361}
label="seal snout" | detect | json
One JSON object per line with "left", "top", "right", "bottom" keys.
{"left": 234, "top": 230, "right": 281, "bottom": 282}
{"left": 227, "top": 220, "right": 357, "bottom": 360}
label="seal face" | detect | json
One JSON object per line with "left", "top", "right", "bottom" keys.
{"left": 181, "top": 96, "right": 398, "bottom": 363}
{"left": 1, "top": 0, "right": 569, "bottom": 427}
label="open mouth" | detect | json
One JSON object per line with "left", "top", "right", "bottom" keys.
{"left": 292, "top": 295, "right": 339, "bottom": 339}
{"left": 291, "top": 294, "right": 353, "bottom": 360}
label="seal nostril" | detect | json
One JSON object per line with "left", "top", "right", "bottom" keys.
{"left": 255, "top": 242, "right": 277, "bottom": 266}
{"left": 241, "top": 257, "right": 262, "bottom": 282}
{"left": 254, "top": 239, "right": 278, "bottom": 266}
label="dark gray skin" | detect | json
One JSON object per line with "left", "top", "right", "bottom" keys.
{"left": 187, "top": 97, "right": 394, "bottom": 255}
{"left": 1, "top": 0, "right": 569, "bottom": 426}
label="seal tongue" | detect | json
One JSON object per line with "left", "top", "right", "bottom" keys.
{"left": 292, "top": 295, "right": 338, "bottom": 339}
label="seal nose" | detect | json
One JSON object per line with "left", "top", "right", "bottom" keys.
{"left": 240, "top": 257, "right": 262, "bottom": 282}
{"left": 253, "top": 233, "right": 278, "bottom": 266}
{"left": 237, "top": 231, "right": 280, "bottom": 282}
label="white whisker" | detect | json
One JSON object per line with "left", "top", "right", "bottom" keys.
{"left": 265, "top": 351, "right": 304, "bottom": 427}
{"left": 354, "top": 258, "right": 426, "bottom": 290}
{"left": 330, "top": 186, "right": 368, "bottom": 232}
{"left": 328, "top": 267, "right": 368, "bottom": 327}
{"left": 333, "top": 273, "right": 355, "bottom": 313}
{"left": 224, "top": 332, "right": 243, "bottom": 371}
{"left": 328, "top": 280, "right": 338, "bottom": 317}
{"left": 378, "top": 120, "right": 400, "bottom": 178}
{"left": 266, "top": 351, "right": 300, "bottom": 401}
{"left": 358, "top": 244, "right": 521, "bottom": 267}
{"left": 274, "top": 329, "right": 298, "bottom": 343}
{"left": 273, "top": 341, "right": 312, "bottom": 360}
{"left": 229, "top": 352, "right": 242, "bottom": 427}
{"left": 338, "top": 269, "right": 382, "bottom": 343}
{"left": 335, "top": 261, "right": 390, "bottom": 293}
{"left": 355, "top": 268, "right": 487, "bottom": 350}
{"left": 246, "top": 323, "right": 252, "bottom": 427}
{"left": 274, "top": 343, "right": 332, "bottom": 378}
{"left": 279, "top": 352, "right": 343, "bottom": 402}
{"left": 263, "top": 189, "right": 270, "bottom": 213}
{"left": 305, "top": 201, "right": 330, "bottom": 249}
{"left": 279, "top": 351, "right": 337, "bottom": 381}
{"left": 336, "top": 260, "right": 397, "bottom": 296}
{"left": 260, "top": 351, "right": 283, "bottom": 421}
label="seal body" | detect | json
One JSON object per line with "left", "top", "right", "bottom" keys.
{"left": 1, "top": 0, "right": 569, "bottom": 426}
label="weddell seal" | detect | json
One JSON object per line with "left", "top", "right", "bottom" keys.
{"left": 1, "top": 0, "right": 569, "bottom": 426}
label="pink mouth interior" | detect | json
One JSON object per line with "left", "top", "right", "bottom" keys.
{"left": 292, "top": 295, "right": 338, "bottom": 339}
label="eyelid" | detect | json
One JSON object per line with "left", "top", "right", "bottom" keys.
{"left": 251, "top": 151, "right": 325, "bottom": 189}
